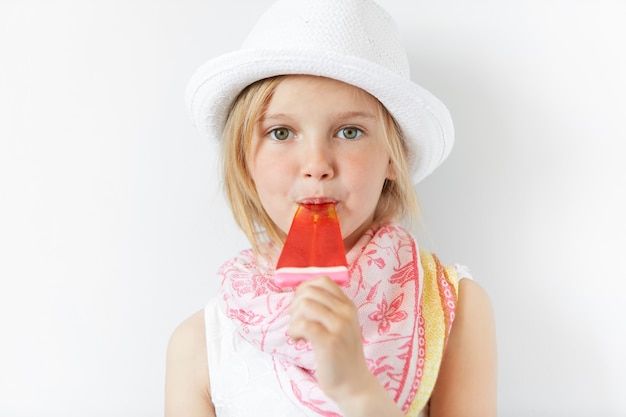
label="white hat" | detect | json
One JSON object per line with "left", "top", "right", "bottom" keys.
{"left": 186, "top": 0, "right": 454, "bottom": 183}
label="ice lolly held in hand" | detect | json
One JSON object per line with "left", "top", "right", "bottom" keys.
{"left": 274, "top": 202, "right": 349, "bottom": 288}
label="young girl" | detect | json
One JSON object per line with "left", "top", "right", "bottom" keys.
{"left": 165, "top": 0, "right": 497, "bottom": 416}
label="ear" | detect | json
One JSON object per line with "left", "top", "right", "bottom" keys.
{"left": 386, "top": 160, "right": 397, "bottom": 181}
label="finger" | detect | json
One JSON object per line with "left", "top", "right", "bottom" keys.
{"left": 287, "top": 313, "right": 327, "bottom": 342}
{"left": 291, "top": 285, "right": 340, "bottom": 314}
{"left": 290, "top": 290, "right": 357, "bottom": 337}
{"left": 288, "top": 298, "right": 363, "bottom": 358}
{"left": 297, "top": 276, "right": 347, "bottom": 300}
{"left": 290, "top": 293, "right": 335, "bottom": 326}
{"left": 293, "top": 277, "right": 350, "bottom": 312}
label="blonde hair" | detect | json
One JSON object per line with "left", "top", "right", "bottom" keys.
{"left": 221, "top": 76, "right": 420, "bottom": 251}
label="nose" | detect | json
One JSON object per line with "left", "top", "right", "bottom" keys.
{"left": 301, "top": 138, "right": 334, "bottom": 180}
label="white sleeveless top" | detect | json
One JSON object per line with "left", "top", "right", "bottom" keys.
{"left": 204, "top": 298, "right": 430, "bottom": 416}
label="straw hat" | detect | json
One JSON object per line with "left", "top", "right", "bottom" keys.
{"left": 186, "top": 0, "right": 454, "bottom": 183}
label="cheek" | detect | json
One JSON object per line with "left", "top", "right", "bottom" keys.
{"left": 249, "top": 150, "right": 296, "bottom": 221}
{"left": 353, "top": 152, "right": 390, "bottom": 185}
{"left": 250, "top": 157, "right": 292, "bottom": 194}
{"left": 342, "top": 158, "right": 388, "bottom": 209}
{"left": 249, "top": 146, "right": 277, "bottom": 186}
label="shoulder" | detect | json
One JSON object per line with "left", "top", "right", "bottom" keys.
{"left": 457, "top": 279, "right": 493, "bottom": 318}
{"left": 166, "top": 310, "right": 209, "bottom": 378}
{"left": 429, "top": 279, "right": 498, "bottom": 417}
{"left": 168, "top": 309, "right": 207, "bottom": 353}
{"left": 453, "top": 279, "right": 496, "bottom": 353}
{"left": 165, "top": 310, "right": 215, "bottom": 416}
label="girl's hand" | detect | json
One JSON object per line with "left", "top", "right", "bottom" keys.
{"left": 288, "top": 277, "right": 403, "bottom": 417}
{"left": 288, "top": 276, "right": 370, "bottom": 398}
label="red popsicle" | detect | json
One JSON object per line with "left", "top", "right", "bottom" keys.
{"left": 274, "top": 202, "right": 349, "bottom": 288}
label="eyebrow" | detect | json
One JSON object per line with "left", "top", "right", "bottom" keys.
{"left": 334, "top": 111, "right": 377, "bottom": 121}
{"left": 261, "top": 111, "right": 376, "bottom": 122}
{"left": 260, "top": 113, "right": 293, "bottom": 123}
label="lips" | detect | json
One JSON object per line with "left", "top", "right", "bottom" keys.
{"left": 297, "top": 197, "right": 338, "bottom": 205}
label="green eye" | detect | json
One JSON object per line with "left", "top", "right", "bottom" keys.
{"left": 337, "top": 127, "right": 362, "bottom": 140}
{"left": 269, "top": 127, "right": 293, "bottom": 141}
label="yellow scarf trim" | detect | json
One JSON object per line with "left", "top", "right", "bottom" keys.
{"left": 406, "top": 250, "right": 459, "bottom": 416}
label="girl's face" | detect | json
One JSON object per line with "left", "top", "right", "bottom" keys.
{"left": 248, "top": 75, "right": 395, "bottom": 250}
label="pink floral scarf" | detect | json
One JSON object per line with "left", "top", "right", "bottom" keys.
{"left": 217, "top": 223, "right": 425, "bottom": 416}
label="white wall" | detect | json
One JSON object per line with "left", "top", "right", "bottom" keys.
{"left": 0, "top": 1, "right": 624, "bottom": 416}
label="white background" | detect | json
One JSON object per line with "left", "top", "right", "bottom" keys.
{"left": 1, "top": 0, "right": 625, "bottom": 416}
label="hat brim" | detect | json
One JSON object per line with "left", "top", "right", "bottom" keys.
{"left": 186, "top": 48, "right": 454, "bottom": 183}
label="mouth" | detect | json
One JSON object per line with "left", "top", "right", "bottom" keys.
{"left": 297, "top": 197, "right": 338, "bottom": 205}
